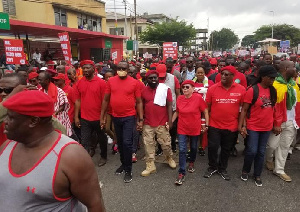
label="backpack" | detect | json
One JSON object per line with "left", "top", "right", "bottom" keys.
{"left": 246, "top": 84, "right": 277, "bottom": 118}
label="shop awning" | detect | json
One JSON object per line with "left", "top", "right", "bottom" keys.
{"left": 0, "top": 19, "right": 127, "bottom": 41}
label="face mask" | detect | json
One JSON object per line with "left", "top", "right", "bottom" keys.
{"left": 117, "top": 71, "right": 127, "bottom": 77}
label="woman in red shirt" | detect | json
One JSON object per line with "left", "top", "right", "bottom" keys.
{"left": 238, "top": 65, "right": 278, "bottom": 186}
{"left": 172, "top": 80, "right": 209, "bottom": 185}
{"left": 193, "top": 66, "right": 214, "bottom": 156}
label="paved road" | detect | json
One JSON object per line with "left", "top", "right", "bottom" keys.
{"left": 93, "top": 142, "right": 300, "bottom": 212}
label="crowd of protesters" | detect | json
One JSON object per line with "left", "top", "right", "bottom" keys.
{"left": 0, "top": 50, "right": 300, "bottom": 210}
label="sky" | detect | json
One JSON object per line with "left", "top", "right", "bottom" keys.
{"left": 104, "top": 0, "right": 300, "bottom": 41}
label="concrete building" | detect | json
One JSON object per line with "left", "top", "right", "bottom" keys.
{"left": 141, "top": 13, "right": 173, "bottom": 24}
{"left": 0, "top": 0, "right": 125, "bottom": 62}
{"left": 106, "top": 12, "right": 159, "bottom": 57}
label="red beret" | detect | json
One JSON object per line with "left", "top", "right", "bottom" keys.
{"left": 156, "top": 64, "right": 167, "bottom": 78}
{"left": 3, "top": 90, "right": 54, "bottom": 117}
{"left": 210, "top": 58, "right": 217, "bottom": 65}
{"left": 46, "top": 69, "right": 57, "bottom": 75}
{"left": 146, "top": 70, "right": 159, "bottom": 78}
{"left": 52, "top": 73, "right": 65, "bottom": 80}
{"left": 181, "top": 80, "right": 195, "bottom": 87}
{"left": 80, "top": 60, "right": 95, "bottom": 67}
{"left": 28, "top": 72, "right": 39, "bottom": 80}
{"left": 180, "top": 59, "right": 186, "bottom": 64}
{"left": 221, "top": 66, "right": 236, "bottom": 75}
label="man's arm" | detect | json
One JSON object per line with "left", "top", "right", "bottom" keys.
{"left": 100, "top": 94, "right": 110, "bottom": 129}
{"left": 166, "top": 100, "right": 173, "bottom": 129}
{"left": 136, "top": 97, "right": 143, "bottom": 131}
{"left": 60, "top": 144, "right": 106, "bottom": 212}
{"left": 74, "top": 99, "right": 81, "bottom": 128}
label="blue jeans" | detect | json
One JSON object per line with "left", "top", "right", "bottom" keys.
{"left": 242, "top": 129, "right": 271, "bottom": 177}
{"left": 112, "top": 116, "right": 135, "bottom": 172}
{"left": 178, "top": 134, "right": 199, "bottom": 175}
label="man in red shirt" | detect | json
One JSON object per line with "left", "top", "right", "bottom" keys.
{"left": 100, "top": 61, "right": 143, "bottom": 183}
{"left": 204, "top": 66, "right": 246, "bottom": 181}
{"left": 74, "top": 60, "right": 108, "bottom": 167}
{"left": 141, "top": 70, "right": 176, "bottom": 177}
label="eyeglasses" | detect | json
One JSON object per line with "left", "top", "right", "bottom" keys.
{"left": 182, "top": 85, "right": 191, "bottom": 90}
{"left": 0, "top": 87, "right": 14, "bottom": 94}
{"left": 221, "top": 72, "right": 233, "bottom": 77}
{"left": 118, "top": 68, "right": 127, "bottom": 71}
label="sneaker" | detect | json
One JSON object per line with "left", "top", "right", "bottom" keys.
{"left": 107, "top": 137, "right": 113, "bottom": 144}
{"left": 287, "top": 153, "right": 291, "bottom": 160}
{"left": 266, "top": 161, "right": 274, "bottom": 171}
{"left": 274, "top": 172, "right": 292, "bottom": 182}
{"left": 187, "top": 162, "right": 195, "bottom": 173}
{"left": 98, "top": 158, "right": 107, "bottom": 167}
{"left": 115, "top": 166, "right": 124, "bottom": 175}
{"left": 112, "top": 143, "right": 118, "bottom": 154}
{"left": 241, "top": 172, "right": 248, "bottom": 181}
{"left": 132, "top": 153, "right": 137, "bottom": 163}
{"left": 203, "top": 167, "right": 217, "bottom": 178}
{"left": 124, "top": 171, "right": 132, "bottom": 183}
{"left": 218, "top": 170, "right": 230, "bottom": 181}
{"left": 155, "top": 148, "right": 163, "bottom": 156}
{"left": 198, "top": 147, "right": 205, "bottom": 156}
{"left": 175, "top": 173, "right": 185, "bottom": 185}
{"left": 254, "top": 177, "right": 262, "bottom": 187}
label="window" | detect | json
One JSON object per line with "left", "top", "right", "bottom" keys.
{"left": 77, "top": 13, "right": 102, "bottom": 32}
{"left": 134, "top": 26, "right": 142, "bottom": 34}
{"left": 54, "top": 7, "right": 67, "bottom": 27}
{"left": 2, "top": 0, "right": 16, "bottom": 15}
{"left": 109, "top": 28, "right": 124, "bottom": 35}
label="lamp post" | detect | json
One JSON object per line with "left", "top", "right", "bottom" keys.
{"left": 269, "top": 11, "right": 274, "bottom": 38}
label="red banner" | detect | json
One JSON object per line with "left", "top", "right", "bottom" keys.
{"left": 58, "top": 32, "right": 72, "bottom": 65}
{"left": 163, "top": 42, "right": 178, "bottom": 61}
{"left": 3, "top": 39, "right": 26, "bottom": 65}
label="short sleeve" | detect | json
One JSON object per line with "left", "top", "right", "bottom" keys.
{"left": 174, "top": 77, "right": 180, "bottom": 89}
{"left": 205, "top": 86, "right": 213, "bottom": 104}
{"left": 134, "top": 80, "right": 141, "bottom": 98}
{"left": 198, "top": 95, "right": 207, "bottom": 112}
{"left": 244, "top": 87, "right": 253, "bottom": 104}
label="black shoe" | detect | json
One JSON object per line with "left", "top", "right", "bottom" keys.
{"left": 89, "top": 149, "right": 95, "bottom": 157}
{"left": 155, "top": 148, "right": 163, "bottom": 156}
{"left": 218, "top": 170, "right": 230, "bottom": 181}
{"left": 175, "top": 173, "right": 185, "bottom": 185}
{"left": 115, "top": 166, "right": 124, "bottom": 175}
{"left": 254, "top": 177, "right": 262, "bottom": 187}
{"left": 203, "top": 167, "right": 217, "bottom": 178}
{"left": 241, "top": 172, "right": 248, "bottom": 181}
{"left": 124, "top": 171, "right": 132, "bottom": 183}
{"left": 98, "top": 158, "right": 107, "bottom": 167}
{"left": 287, "top": 153, "right": 291, "bottom": 160}
{"left": 198, "top": 147, "right": 205, "bottom": 156}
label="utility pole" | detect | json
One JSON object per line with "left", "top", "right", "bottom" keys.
{"left": 114, "top": 0, "right": 118, "bottom": 35}
{"left": 134, "top": 0, "right": 138, "bottom": 57}
{"left": 123, "top": 0, "right": 127, "bottom": 37}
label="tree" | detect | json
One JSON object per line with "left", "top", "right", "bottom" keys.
{"left": 241, "top": 35, "right": 257, "bottom": 48}
{"left": 254, "top": 24, "right": 300, "bottom": 47}
{"left": 139, "top": 20, "right": 196, "bottom": 47}
{"left": 209, "top": 28, "right": 239, "bottom": 51}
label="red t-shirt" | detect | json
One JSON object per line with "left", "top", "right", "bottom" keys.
{"left": 206, "top": 82, "right": 246, "bottom": 131}
{"left": 244, "top": 83, "right": 274, "bottom": 131}
{"left": 142, "top": 86, "right": 172, "bottom": 127}
{"left": 176, "top": 93, "right": 207, "bottom": 135}
{"left": 62, "top": 84, "right": 75, "bottom": 123}
{"left": 105, "top": 76, "right": 141, "bottom": 117}
{"left": 75, "top": 76, "right": 106, "bottom": 121}
{"left": 215, "top": 72, "right": 247, "bottom": 88}
{"left": 159, "top": 76, "right": 180, "bottom": 89}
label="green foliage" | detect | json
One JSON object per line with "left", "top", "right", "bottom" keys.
{"left": 139, "top": 20, "right": 196, "bottom": 47}
{"left": 241, "top": 35, "right": 257, "bottom": 48}
{"left": 253, "top": 24, "right": 300, "bottom": 47}
{"left": 209, "top": 28, "right": 239, "bottom": 50}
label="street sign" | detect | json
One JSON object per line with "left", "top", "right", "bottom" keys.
{"left": 0, "top": 13, "right": 10, "bottom": 30}
{"left": 105, "top": 39, "right": 112, "bottom": 49}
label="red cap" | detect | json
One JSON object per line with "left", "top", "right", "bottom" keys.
{"left": 181, "top": 80, "right": 195, "bottom": 87}
{"left": 3, "top": 90, "right": 54, "bottom": 117}
{"left": 156, "top": 64, "right": 167, "bottom": 78}
{"left": 46, "top": 69, "right": 57, "bottom": 75}
{"left": 221, "top": 66, "right": 236, "bottom": 75}
{"left": 150, "top": 63, "right": 159, "bottom": 68}
{"left": 145, "top": 70, "right": 159, "bottom": 78}
{"left": 52, "top": 73, "right": 65, "bottom": 80}
{"left": 32, "top": 67, "right": 39, "bottom": 72}
{"left": 210, "top": 58, "right": 217, "bottom": 65}
{"left": 28, "top": 72, "right": 39, "bottom": 80}
{"left": 80, "top": 60, "right": 95, "bottom": 67}
{"left": 180, "top": 59, "right": 186, "bottom": 64}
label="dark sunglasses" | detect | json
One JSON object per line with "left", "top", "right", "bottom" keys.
{"left": 221, "top": 72, "right": 233, "bottom": 77}
{"left": 118, "top": 68, "right": 127, "bottom": 71}
{"left": 182, "top": 85, "right": 191, "bottom": 89}
{"left": 0, "top": 87, "right": 14, "bottom": 94}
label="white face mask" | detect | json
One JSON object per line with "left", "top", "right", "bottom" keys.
{"left": 117, "top": 71, "right": 127, "bottom": 77}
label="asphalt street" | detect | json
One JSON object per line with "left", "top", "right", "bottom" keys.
{"left": 93, "top": 141, "right": 300, "bottom": 212}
